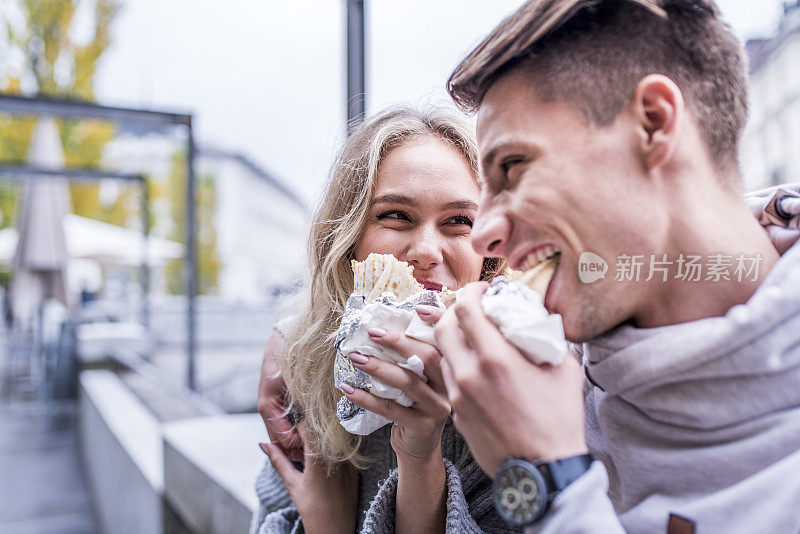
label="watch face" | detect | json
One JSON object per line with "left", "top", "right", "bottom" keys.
{"left": 493, "top": 461, "right": 548, "bottom": 527}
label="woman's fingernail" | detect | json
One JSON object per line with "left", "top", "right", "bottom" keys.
{"left": 259, "top": 442, "right": 270, "bottom": 456}
{"left": 367, "top": 327, "right": 386, "bottom": 338}
{"left": 341, "top": 383, "right": 356, "bottom": 395}
{"left": 349, "top": 352, "right": 369, "bottom": 365}
{"left": 415, "top": 305, "right": 435, "bottom": 316}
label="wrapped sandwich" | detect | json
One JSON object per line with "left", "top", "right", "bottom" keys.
{"left": 334, "top": 251, "right": 567, "bottom": 436}
{"left": 481, "top": 249, "right": 567, "bottom": 366}
{"left": 334, "top": 253, "right": 449, "bottom": 435}
{"left": 401, "top": 248, "right": 566, "bottom": 366}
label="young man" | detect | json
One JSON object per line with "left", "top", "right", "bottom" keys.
{"left": 430, "top": 0, "right": 800, "bottom": 532}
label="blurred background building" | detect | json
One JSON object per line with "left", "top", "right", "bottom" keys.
{"left": 741, "top": 0, "right": 800, "bottom": 190}
{"left": 198, "top": 146, "right": 307, "bottom": 300}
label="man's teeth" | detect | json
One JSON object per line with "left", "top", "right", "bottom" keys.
{"left": 520, "top": 248, "right": 560, "bottom": 299}
{"left": 523, "top": 245, "right": 560, "bottom": 270}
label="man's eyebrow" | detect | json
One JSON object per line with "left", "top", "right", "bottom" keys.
{"left": 481, "top": 146, "right": 502, "bottom": 172}
{"left": 480, "top": 140, "right": 537, "bottom": 171}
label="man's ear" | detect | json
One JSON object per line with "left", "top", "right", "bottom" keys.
{"left": 632, "top": 74, "right": 684, "bottom": 170}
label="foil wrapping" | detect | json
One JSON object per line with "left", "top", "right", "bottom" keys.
{"left": 333, "top": 290, "right": 445, "bottom": 435}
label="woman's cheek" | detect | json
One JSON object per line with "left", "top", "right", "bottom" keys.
{"left": 448, "top": 239, "right": 484, "bottom": 288}
{"left": 356, "top": 225, "right": 406, "bottom": 260}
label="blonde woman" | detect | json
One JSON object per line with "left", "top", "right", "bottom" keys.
{"left": 251, "top": 106, "right": 514, "bottom": 534}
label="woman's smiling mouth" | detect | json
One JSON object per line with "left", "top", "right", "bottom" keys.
{"left": 419, "top": 280, "right": 444, "bottom": 291}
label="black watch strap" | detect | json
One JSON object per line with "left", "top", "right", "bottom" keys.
{"left": 538, "top": 453, "right": 593, "bottom": 494}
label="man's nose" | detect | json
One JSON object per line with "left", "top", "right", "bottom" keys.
{"left": 471, "top": 211, "right": 510, "bottom": 258}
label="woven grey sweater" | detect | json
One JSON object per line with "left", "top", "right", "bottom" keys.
{"left": 250, "top": 418, "right": 518, "bottom": 533}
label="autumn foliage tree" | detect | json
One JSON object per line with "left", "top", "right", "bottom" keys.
{"left": 163, "top": 152, "right": 221, "bottom": 296}
{"left": 0, "top": 0, "right": 131, "bottom": 229}
{"left": 1, "top": 1, "right": 221, "bottom": 294}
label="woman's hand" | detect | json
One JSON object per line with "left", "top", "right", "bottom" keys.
{"left": 342, "top": 326, "right": 451, "bottom": 463}
{"left": 257, "top": 332, "right": 304, "bottom": 462}
{"left": 341, "top": 327, "right": 450, "bottom": 534}
{"left": 262, "top": 424, "right": 358, "bottom": 534}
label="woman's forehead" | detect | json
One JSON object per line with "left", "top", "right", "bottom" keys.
{"left": 374, "top": 138, "right": 480, "bottom": 200}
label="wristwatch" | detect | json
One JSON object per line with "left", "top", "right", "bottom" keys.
{"left": 492, "top": 454, "right": 593, "bottom": 527}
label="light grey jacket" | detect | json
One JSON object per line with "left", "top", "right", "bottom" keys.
{"left": 529, "top": 241, "right": 800, "bottom": 533}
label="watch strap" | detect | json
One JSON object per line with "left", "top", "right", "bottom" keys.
{"left": 538, "top": 453, "right": 593, "bottom": 493}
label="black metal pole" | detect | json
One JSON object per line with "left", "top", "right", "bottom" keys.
{"left": 347, "top": 0, "right": 366, "bottom": 133}
{"left": 185, "top": 121, "right": 198, "bottom": 391}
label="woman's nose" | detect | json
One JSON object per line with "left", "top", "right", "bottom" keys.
{"left": 471, "top": 211, "right": 510, "bottom": 258}
{"left": 406, "top": 229, "right": 444, "bottom": 271}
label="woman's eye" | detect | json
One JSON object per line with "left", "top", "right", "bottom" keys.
{"left": 446, "top": 215, "right": 473, "bottom": 227}
{"left": 377, "top": 210, "right": 411, "bottom": 222}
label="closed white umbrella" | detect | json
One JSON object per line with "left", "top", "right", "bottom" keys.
{"left": 11, "top": 117, "right": 72, "bottom": 327}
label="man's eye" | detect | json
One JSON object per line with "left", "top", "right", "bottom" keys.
{"left": 500, "top": 158, "right": 524, "bottom": 182}
{"left": 377, "top": 210, "right": 411, "bottom": 222}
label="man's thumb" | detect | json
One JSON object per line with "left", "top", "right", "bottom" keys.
{"left": 260, "top": 442, "right": 300, "bottom": 487}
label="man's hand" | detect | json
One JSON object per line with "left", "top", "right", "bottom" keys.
{"left": 745, "top": 183, "right": 800, "bottom": 254}
{"left": 258, "top": 332, "right": 304, "bottom": 462}
{"left": 424, "top": 282, "right": 587, "bottom": 477}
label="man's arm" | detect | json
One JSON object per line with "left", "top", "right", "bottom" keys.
{"left": 423, "top": 284, "right": 622, "bottom": 531}
{"left": 257, "top": 331, "right": 304, "bottom": 462}
{"left": 431, "top": 282, "right": 587, "bottom": 475}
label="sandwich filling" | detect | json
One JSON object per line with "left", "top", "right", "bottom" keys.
{"left": 352, "top": 253, "right": 424, "bottom": 302}
{"left": 352, "top": 253, "right": 454, "bottom": 302}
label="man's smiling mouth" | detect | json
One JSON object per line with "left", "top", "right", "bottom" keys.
{"left": 520, "top": 245, "right": 561, "bottom": 299}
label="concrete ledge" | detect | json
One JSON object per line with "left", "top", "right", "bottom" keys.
{"left": 79, "top": 370, "right": 164, "bottom": 534}
{"left": 163, "top": 414, "right": 265, "bottom": 534}
{"left": 79, "top": 370, "right": 265, "bottom": 534}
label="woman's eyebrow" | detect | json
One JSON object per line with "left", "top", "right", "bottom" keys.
{"left": 442, "top": 200, "right": 478, "bottom": 211}
{"left": 373, "top": 194, "right": 477, "bottom": 212}
{"left": 373, "top": 193, "right": 416, "bottom": 206}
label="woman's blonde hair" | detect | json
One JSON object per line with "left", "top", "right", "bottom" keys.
{"left": 280, "top": 105, "right": 505, "bottom": 469}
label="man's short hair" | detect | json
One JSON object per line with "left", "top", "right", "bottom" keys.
{"left": 448, "top": 0, "right": 748, "bottom": 176}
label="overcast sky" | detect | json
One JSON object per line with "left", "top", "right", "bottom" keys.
{"left": 90, "top": 0, "right": 787, "bottom": 204}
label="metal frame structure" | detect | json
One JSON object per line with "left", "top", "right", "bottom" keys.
{"left": 347, "top": 0, "right": 366, "bottom": 132}
{"left": 0, "top": 165, "right": 151, "bottom": 326}
{"left": 0, "top": 93, "right": 199, "bottom": 390}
